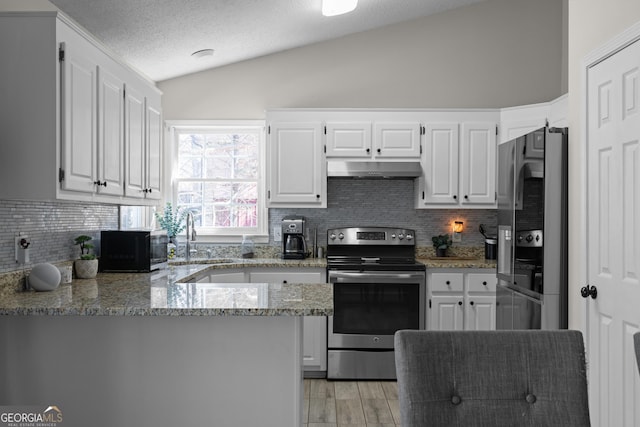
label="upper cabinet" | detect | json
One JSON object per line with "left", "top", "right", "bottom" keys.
{"left": 499, "top": 94, "right": 568, "bottom": 144}
{"left": 0, "top": 11, "right": 162, "bottom": 204}
{"left": 325, "top": 120, "right": 421, "bottom": 159}
{"left": 266, "top": 121, "right": 326, "bottom": 208}
{"left": 416, "top": 113, "right": 498, "bottom": 209}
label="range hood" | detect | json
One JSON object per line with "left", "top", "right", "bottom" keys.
{"left": 327, "top": 161, "right": 422, "bottom": 178}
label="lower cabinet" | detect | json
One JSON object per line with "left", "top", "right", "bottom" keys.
{"left": 193, "top": 267, "right": 328, "bottom": 375}
{"left": 427, "top": 269, "right": 497, "bottom": 331}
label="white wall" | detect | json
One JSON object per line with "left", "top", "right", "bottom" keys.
{"left": 159, "top": 0, "right": 566, "bottom": 119}
{"left": 567, "top": 1, "right": 640, "bottom": 329}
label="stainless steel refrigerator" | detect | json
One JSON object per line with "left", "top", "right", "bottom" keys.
{"left": 496, "top": 126, "right": 568, "bottom": 330}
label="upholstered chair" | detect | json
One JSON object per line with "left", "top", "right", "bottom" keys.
{"left": 634, "top": 332, "right": 640, "bottom": 374}
{"left": 394, "top": 330, "right": 590, "bottom": 427}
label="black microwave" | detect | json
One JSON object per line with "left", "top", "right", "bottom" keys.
{"left": 100, "top": 230, "right": 168, "bottom": 272}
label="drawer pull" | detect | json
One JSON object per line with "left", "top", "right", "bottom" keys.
{"left": 482, "top": 281, "right": 487, "bottom": 286}
{"left": 446, "top": 281, "right": 450, "bottom": 285}
{"left": 458, "top": 301, "right": 462, "bottom": 306}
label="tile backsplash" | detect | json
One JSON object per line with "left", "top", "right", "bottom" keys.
{"left": 0, "top": 179, "right": 496, "bottom": 273}
{"left": 0, "top": 199, "right": 118, "bottom": 273}
{"left": 270, "top": 179, "right": 497, "bottom": 249}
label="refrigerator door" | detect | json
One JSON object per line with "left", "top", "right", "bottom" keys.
{"left": 496, "top": 139, "right": 515, "bottom": 283}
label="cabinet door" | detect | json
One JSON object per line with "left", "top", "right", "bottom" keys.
{"left": 145, "top": 93, "right": 162, "bottom": 200}
{"left": 267, "top": 122, "right": 326, "bottom": 207}
{"left": 97, "top": 66, "right": 124, "bottom": 196}
{"left": 60, "top": 42, "right": 97, "bottom": 194}
{"left": 421, "top": 123, "right": 459, "bottom": 205}
{"left": 124, "top": 85, "right": 146, "bottom": 198}
{"left": 325, "top": 122, "right": 371, "bottom": 158}
{"left": 465, "top": 295, "right": 496, "bottom": 331}
{"left": 459, "top": 122, "right": 496, "bottom": 206}
{"left": 429, "top": 295, "right": 464, "bottom": 331}
{"left": 303, "top": 317, "right": 327, "bottom": 372}
{"left": 373, "top": 122, "right": 421, "bottom": 158}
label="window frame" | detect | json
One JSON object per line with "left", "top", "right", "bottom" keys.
{"left": 165, "top": 120, "right": 268, "bottom": 243}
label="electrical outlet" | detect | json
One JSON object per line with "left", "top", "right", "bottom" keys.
{"left": 452, "top": 232, "right": 462, "bottom": 243}
{"left": 15, "top": 234, "right": 30, "bottom": 263}
{"left": 273, "top": 226, "right": 282, "bottom": 242}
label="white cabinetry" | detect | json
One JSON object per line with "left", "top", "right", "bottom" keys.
{"left": 428, "top": 269, "right": 496, "bottom": 331}
{"left": 124, "top": 84, "right": 162, "bottom": 201}
{"left": 417, "top": 121, "right": 497, "bottom": 208}
{"left": 0, "top": 11, "right": 162, "bottom": 204}
{"left": 266, "top": 122, "right": 326, "bottom": 208}
{"left": 325, "top": 121, "right": 421, "bottom": 159}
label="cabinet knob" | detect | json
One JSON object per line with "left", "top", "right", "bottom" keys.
{"left": 316, "top": 194, "right": 320, "bottom": 199}
{"left": 464, "top": 195, "right": 468, "bottom": 200}
{"left": 458, "top": 301, "right": 463, "bottom": 306}
{"left": 446, "top": 281, "right": 450, "bottom": 285}
{"left": 377, "top": 148, "right": 381, "bottom": 153}
{"left": 366, "top": 148, "right": 370, "bottom": 153}
{"left": 482, "top": 281, "right": 487, "bottom": 286}
{"left": 282, "top": 280, "right": 287, "bottom": 284}
{"left": 470, "top": 301, "right": 475, "bottom": 306}
{"left": 93, "top": 180, "right": 107, "bottom": 187}
{"left": 453, "top": 195, "right": 457, "bottom": 200}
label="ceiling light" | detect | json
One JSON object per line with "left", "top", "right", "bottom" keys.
{"left": 322, "top": 0, "right": 357, "bottom": 16}
{"left": 191, "top": 49, "right": 214, "bottom": 58}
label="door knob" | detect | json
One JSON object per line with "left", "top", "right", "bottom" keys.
{"left": 580, "top": 285, "right": 597, "bottom": 299}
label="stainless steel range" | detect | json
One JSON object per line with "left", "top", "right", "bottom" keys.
{"left": 326, "top": 227, "right": 426, "bottom": 380}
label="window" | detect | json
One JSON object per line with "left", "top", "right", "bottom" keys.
{"left": 168, "top": 121, "right": 267, "bottom": 241}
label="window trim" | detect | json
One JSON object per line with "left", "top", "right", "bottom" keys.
{"left": 164, "top": 120, "right": 268, "bottom": 243}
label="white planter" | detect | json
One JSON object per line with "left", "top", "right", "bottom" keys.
{"left": 74, "top": 259, "right": 99, "bottom": 279}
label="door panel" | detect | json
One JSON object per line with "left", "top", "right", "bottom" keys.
{"left": 587, "top": 38, "right": 640, "bottom": 427}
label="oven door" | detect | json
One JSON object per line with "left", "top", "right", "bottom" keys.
{"left": 327, "top": 270, "right": 426, "bottom": 349}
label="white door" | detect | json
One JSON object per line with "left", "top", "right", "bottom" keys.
{"left": 373, "top": 122, "right": 421, "bottom": 158}
{"left": 421, "top": 123, "right": 459, "bottom": 205}
{"left": 60, "top": 42, "right": 97, "bottom": 194}
{"left": 145, "top": 94, "right": 163, "bottom": 200}
{"left": 97, "top": 66, "right": 124, "bottom": 196}
{"left": 124, "top": 85, "right": 146, "bottom": 198}
{"left": 459, "top": 122, "right": 496, "bottom": 205}
{"left": 429, "top": 295, "right": 464, "bottom": 331}
{"left": 325, "top": 122, "right": 372, "bottom": 158}
{"left": 586, "top": 38, "right": 640, "bottom": 427}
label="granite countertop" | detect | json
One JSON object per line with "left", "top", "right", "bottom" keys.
{"left": 418, "top": 257, "right": 497, "bottom": 269}
{"left": 0, "top": 259, "right": 332, "bottom": 317}
{"left": 0, "top": 256, "right": 495, "bottom": 317}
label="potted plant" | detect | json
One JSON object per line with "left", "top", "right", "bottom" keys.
{"left": 155, "top": 203, "right": 188, "bottom": 243}
{"left": 74, "top": 235, "right": 98, "bottom": 279}
{"left": 432, "top": 234, "right": 452, "bottom": 257}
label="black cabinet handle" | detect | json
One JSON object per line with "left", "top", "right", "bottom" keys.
{"left": 446, "top": 281, "right": 450, "bottom": 285}
{"left": 283, "top": 280, "right": 287, "bottom": 284}
{"left": 458, "top": 301, "right": 462, "bottom": 306}
{"left": 470, "top": 301, "right": 474, "bottom": 306}
{"left": 366, "top": 148, "right": 370, "bottom": 153}
{"left": 316, "top": 194, "right": 320, "bottom": 199}
{"left": 482, "top": 281, "right": 487, "bottom": 286}
{"left": 453, "top": 195, "right": 457, "bottom": 200}
{"left": 377, "top": 148, "right": 381, "bottom": 153}
{"left": 464, "top": 195, "right": 468, "bottom": 199}
{"left": 93, "top": 180, "right": 107, "bottom": 187}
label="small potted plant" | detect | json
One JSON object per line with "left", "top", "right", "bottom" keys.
{"left": 155, "top": 203, "right": 188, "bottom": 243}
{"left": 74, "top": 235, "right": 98, "bottom": 279}
{"left": 432, "top": 234, "right": 452, "bottom": 258}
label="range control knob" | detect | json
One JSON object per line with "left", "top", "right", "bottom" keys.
{"left": 526, "top": 234, "right": 534, "bottom": 243}
{"left": 398, "top": 233, "right": 405, "bottom": 240}
{"left": 406, "top": 234, "right": 414, "bottom": 241}
{"left": 338, "top": 233, "right": 344, "bottom": 240}
{"left": 391, "top": 233, "right": 397, "bottom": 239}
{"left": 329, "top": 233, "right": 336, "bottom": 240}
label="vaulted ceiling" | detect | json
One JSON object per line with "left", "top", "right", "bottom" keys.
{"left": 49, "top": 0, "right": 489, "bottom": 82}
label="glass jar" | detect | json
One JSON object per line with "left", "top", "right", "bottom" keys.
{"left": 241, "top": 235, "right": 255, "bottom": 259}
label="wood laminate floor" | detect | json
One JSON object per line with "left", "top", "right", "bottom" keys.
{"left": 303, "top": 379, "right": 401, "bottom": 426}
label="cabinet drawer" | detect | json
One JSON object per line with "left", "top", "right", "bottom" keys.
{"left": 429, "top": 273, "right": 464, "bottom": 292}
{"left": 467, "top": 273, "right": 497, "bottom": 293}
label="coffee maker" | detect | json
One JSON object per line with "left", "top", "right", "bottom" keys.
{"left": 282, "top": 216, "right": 307, "bottom": 259}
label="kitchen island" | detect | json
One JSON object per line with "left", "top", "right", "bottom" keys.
{"left": 0, "top": 261, "right": 332, "bottom": 427}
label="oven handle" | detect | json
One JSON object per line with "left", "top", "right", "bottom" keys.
{"left": 329, "top": 271, "right": 425, "bottom": 284}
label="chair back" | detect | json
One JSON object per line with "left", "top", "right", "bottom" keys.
{"left": 635, "top": 332, "right": 640, "bottom": 374}
{"left": 394, "top": 330, "right": 590, "bottom": 427}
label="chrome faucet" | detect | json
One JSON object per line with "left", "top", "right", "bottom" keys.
{"left": 185, "top": 211, "right": 197, "bottom": 261}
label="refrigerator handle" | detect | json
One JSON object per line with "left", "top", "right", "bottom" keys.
{"left": 497, "top": 225, "right": 512, "bottom": 277}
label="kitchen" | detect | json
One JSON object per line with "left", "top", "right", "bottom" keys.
{"left": 1, "top": 0, "right": 640, "bottom": 426}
